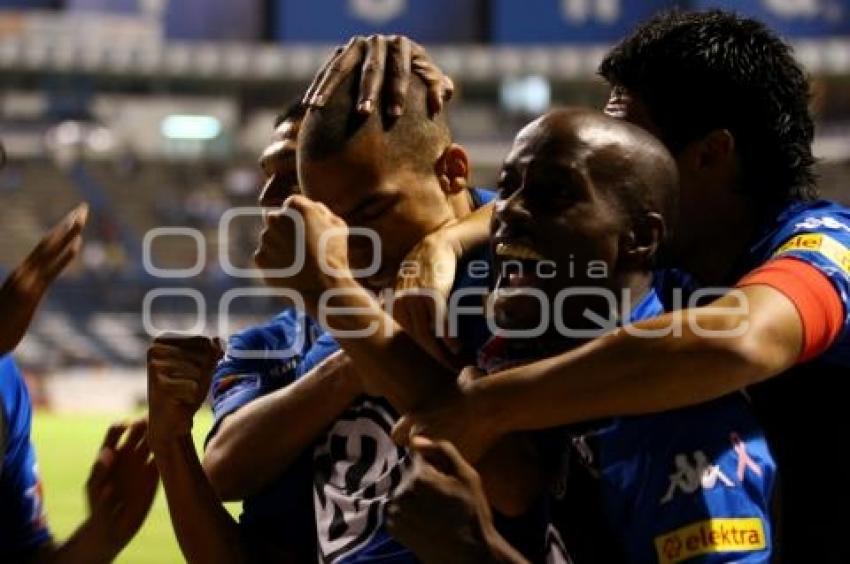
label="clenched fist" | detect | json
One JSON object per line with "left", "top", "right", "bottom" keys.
{"left": 147, "top": 335, "right": 223, "bottom": 448}
{"left": 254, "top": 194, "right": 352, "bottom": 307}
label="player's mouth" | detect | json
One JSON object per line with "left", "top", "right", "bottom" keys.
{"left": 494, "top": 240, "right": 548, "bottom": 289}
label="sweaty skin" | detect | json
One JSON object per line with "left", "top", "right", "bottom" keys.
{"left": 391, "top": 90, "right": 803, "bottom": 464}
{"left": 258, "top": 109, "right": 678, "bottom": 526}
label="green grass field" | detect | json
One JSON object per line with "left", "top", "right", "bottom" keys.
{"left": 31, "top": 410, "right": 234, "bottom": 564}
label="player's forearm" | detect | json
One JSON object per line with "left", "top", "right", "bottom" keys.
{"left": 152, "top": 436, "right": 249, "bottom": 564}
{"left": 31, "top": 525, "right": 114, "bottom": 564}
{"left": 476, "top": 434, "right": 545, "bottom": 518}
{"left": 312, "top": 277, "right": 454, "bottom": 413}
{"left": 444, "top": 200, "right": 494, "bottom": 257}
{"left": 204, "top": 352, "right": 361, "bottom": 500}
{"left": 478, "top": 303, "right": 795, "bottom": 435}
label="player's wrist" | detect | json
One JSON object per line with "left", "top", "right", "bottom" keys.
{"left": 467, "top": 377, "right": 509, "bottom": 441}
{"left": 64, "top": 516, "right": 119, "bottom": 564}
{"left": 147, "top": 417, "right": 193, "bottom": 453}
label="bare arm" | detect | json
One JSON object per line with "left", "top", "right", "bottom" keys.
{"left": 1, "top": 204, "right": 87, "bottom": 355}
{"left": 203, "top": 350, "right": 363, "bottom": 501}
{"left": 396, "top": 285, "right": 803, "bottom": 461}
{"left": 152, "top": 438, "right": 249, "bottom": 564}
{"left": 31, "top": 420, "right": 159, "bottom": 564}
{"left": 147, "top": 336, "right": 252, "bottom": 564}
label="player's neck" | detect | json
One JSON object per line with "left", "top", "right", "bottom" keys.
{"left": 681, "top": 204, "right": 757, "bottom": 286}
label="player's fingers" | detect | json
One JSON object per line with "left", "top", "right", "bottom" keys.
{"left": 101, "top": 421, "right": 129, "bottom": 450}
{"left": 87, "top": 444, "right": 117, "bottom": 497}
{"left": 41, "top": 236, "right": 82, "bottom": 283}
{"left": 411, "top": 436, "right": 479, "bottom": 485}
{"left": 386, "top": 35, "right": 412, "bottom": 118}
{"left": 303, "top": 45, "right": 344, "bottom": 107}
{"left": 29, "top": 203, "right": 88, "bottom": 264}
{"left": 147, "top": 347, "right": 208, "bottom": 373}
{"left": 149, "top": 341, "right": 214, "bottom": 366}
{"left": 357, "top": 35, "right": 388, "bottom": 114}
{"left": 308, "top": 37, "right": 366, "bottom": 108}
{"left": 122, "top": 418, "right": 148, "bottom": 451}
{"left": 149, "top": 358, "right": 205, "bottom": 382}
{"left": 391, "top": 415, "right": 415, "bottom": 446}
{"left": 153, "top": 369, "right": 200, "bottom": 403}
{"left": 410, "top": 43, "right": 451, "bottom": 115}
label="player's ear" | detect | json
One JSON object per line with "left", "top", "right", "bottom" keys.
{"left": 436, "top": 144, "right": 469, "bottom": 196}
{"left": 622, "top": 212, "right": 665, "bottom": 268}
{"left": 682, "top": 128, "right": 737, "bottom": 175}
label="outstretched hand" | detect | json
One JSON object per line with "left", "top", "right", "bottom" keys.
{"left": 83, "top": 418, "right": 159, "bottom": 561}
{"left": 0, "top": 203, "right": 88, "bottom": 355}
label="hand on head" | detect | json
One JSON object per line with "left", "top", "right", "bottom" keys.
{"left": 304, "top": 35, "right": 453, "bottom": 118}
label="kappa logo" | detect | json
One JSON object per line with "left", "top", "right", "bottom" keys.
{"left": 660, "top": 432, "right": 762, "bottom": 504}
{"left": 655, "top": 518, "right": 766, "bottom": 564}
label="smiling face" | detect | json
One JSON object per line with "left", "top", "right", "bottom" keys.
{"left": 491, "top": 108, "right": 676, "bottom": 333}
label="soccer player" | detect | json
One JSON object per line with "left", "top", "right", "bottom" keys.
{"left": 253, "top": 69, "right": 495, "bottom": 562}
{"left": 1, "top": 205, "right": 158, "bottom": 563}
{"left": 277, "top": 106, "right": 778, "bottom": 563}
{"left": 327, "top": 12, "right": 844, "bottom": 561}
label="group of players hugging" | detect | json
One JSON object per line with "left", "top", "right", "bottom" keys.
{"left": 3, "top": 8, "right": 849, "bottom": 564}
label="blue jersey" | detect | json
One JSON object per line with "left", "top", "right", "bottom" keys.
{"left": 312, "top": 187, "right": 495, "bottom": 563}
{"left": 209, "top": 188, "right": 495, "bottom": 563}
{"left": 481, "top": 280, "right": 776, "bottom": 564}
{"left": 0, "top": 355, "right": 49, "bottom": 560}
{"left": 746, "top": 200, "right": 850, "bottom": 361}
{"left": 574, "top": 283, "right": 775, "bottom": 564}
{"left": 208, "top": 308, "right": 332, "bottom": 560}
{"left": 738, "top": 199, "right": 850, "bottom": 562}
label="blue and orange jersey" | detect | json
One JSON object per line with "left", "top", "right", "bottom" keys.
{"left": 734, "top": 199, "right": 850, "bottom": 562}
{"left": 744, "top": 200, "right": 850, "bottom": 361}
{"left": 0, "top": 355, "right": 50, "bottom": 560}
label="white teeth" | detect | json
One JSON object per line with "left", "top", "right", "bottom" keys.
{"left": 495, "top": 242, "right": 544, "bottom": 261}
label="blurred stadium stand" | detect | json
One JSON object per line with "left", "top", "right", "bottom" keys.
{"left": 0, "top": 0, "right": 848, "bottom": 378}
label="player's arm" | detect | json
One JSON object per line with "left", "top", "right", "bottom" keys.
{"left": 203, "top": 350, "right": 362, "bottom": 501}
{"left": 386, "top": 437, "right": 529, "bottom": 564}
{"left": 256, "top": 196, "right": 458, "bottom": 413}
{"left": 398, "top": 264, "right": 834, "bottom": 460}
{"left": 0, "top": 204, "right": 87, "bottom": 355}
{"left": 30, "top": 420, "right": 159, "bottom": 564}
{"left": 394, "top": 202, "right": 495, "bottom": 359}
{"left": 147, "top": 336, "right": 254, "bottom": 564}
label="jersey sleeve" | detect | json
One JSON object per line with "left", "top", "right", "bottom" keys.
{"left": 0, "top": 356, "right": 50, "bottom": 559}
{"left": 206, "top": 310, "right": 313, "bottom": 442}
{"left": 737, "top": 257, "right": 843, "bottom": 362}
{"left": 757, "top": 217, "right": 850, "bottom": 359}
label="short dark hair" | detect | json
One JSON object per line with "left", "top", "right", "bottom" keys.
{"left": 599, "top": 9, "right": 817, "bottom": 207}
{"left": 274, "top": 100, "right": 307, "bottom": 128}
{"left": 298, "top": 69, "right": 450, "bottom": 174}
